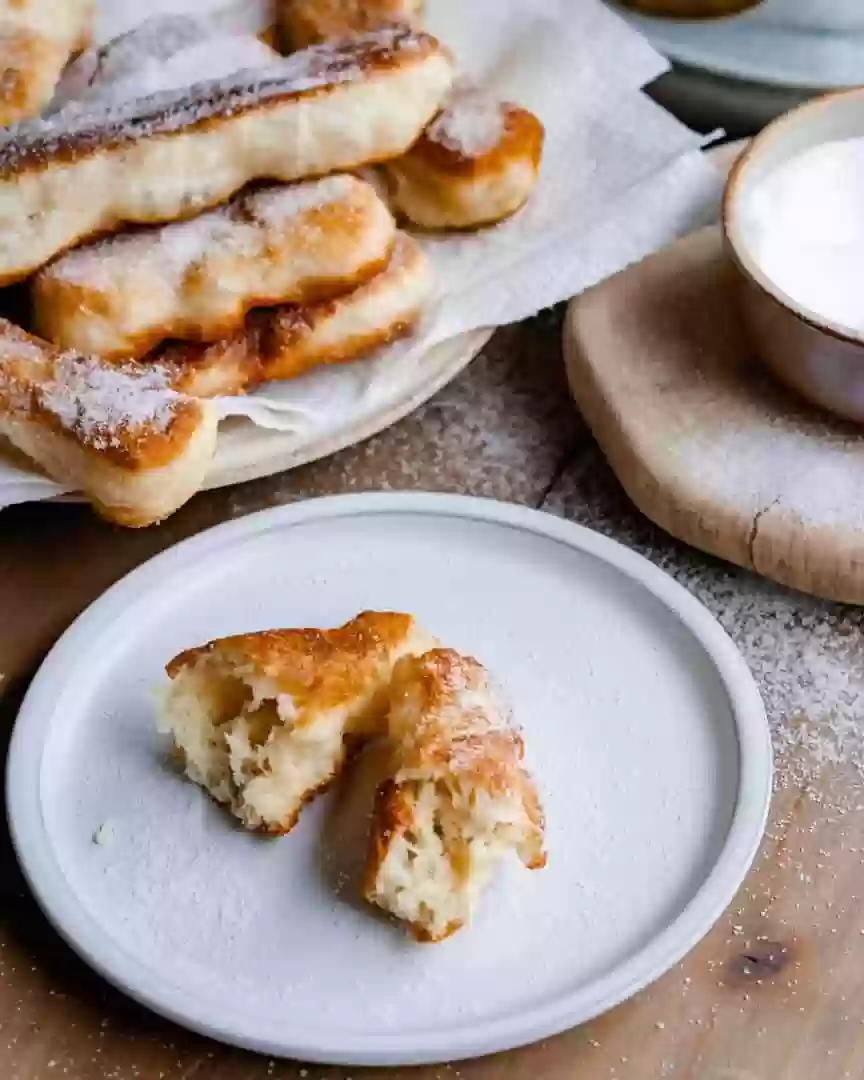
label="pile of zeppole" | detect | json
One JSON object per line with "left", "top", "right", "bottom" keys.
{"left": 0, "top": 2, "right": 545, "bottom": 527}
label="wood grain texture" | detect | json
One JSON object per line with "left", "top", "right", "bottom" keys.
{"left": 565, "top": 224, "right": 864, "bottom": 605}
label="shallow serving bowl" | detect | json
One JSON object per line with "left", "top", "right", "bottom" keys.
{"left": 723, "top": 86, "right": 864, "bottom": 423}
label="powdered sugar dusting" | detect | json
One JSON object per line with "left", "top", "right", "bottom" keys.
{"left": 0, "top": 24, "right": 431, "bottom": 169}
{"left": 51, "top": 13, "right": 279, "bottom": 111}
{"left": 681, "top": 393, "right": 864, "bottom": 533}
{"left": 37, "top": 354, "right": 180, "bottom": 448}
{"left": 44, "top": 176, "right": 361, "bottom": 288}
{"left": 82, "top": 36, "right": 279, "bottom": 107}
{"left": 244, "top": 175, "right": 357, "bottom": 227}
{"left": 428, "top": 86, "right": 506, "bottom": 159}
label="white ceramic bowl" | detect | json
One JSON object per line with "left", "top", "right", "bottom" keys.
{"left": 724, "top": 87, "right": 864, "bottom": 423}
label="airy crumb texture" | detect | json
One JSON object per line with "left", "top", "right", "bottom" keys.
{"left": 158, "top": 612, "right": 436, "bottom": 834}
{"left": 364, "top": 649, "right": 546, "bottom": 942}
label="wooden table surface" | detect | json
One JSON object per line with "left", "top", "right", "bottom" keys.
{"left": 2, "top": 309, "right": 864, "bottom": 1080}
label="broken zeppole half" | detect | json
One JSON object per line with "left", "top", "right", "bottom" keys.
{"left": 158, "top": 612, "right": 436, "bottom": 834}
{"left": 364, "top": 648, "right": 546, "bottom": 941}
{"left": 386, "top": 83, "right": 545, "bottom": 230}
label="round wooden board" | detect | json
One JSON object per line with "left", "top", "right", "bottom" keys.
{"left": 564, "top": 224, "right": 864, "bottom": 605}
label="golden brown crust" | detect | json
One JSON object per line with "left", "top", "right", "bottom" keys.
{"left": 281, "top": 0, "right": 424, "bottom": 48}
{"left": 0, "top": 26, "right": 442, "bottom": 176}
{"left": 0, "top": 318, "right": 217, "bottom": 526}
{"left": 162, "top": 611, "right": 436, "bottom": 833}
{"left": 259, "top": 303, "right": 411, "bottom": 380}
{"left": 0, "top": 31, "right": 63, "bottom": 124}
{"left": 386, "top": 93, "right": 545, "bottom": 230}
{"left": 0, "top": 318, "right": 204, "bottom": 470}
{"left": 364, "top": 648, "right": 546, "bottom": 942}
{"left": 167, "top": 611, "right": 420, "bottom": 720}
{"left": 256, "top": 230, "right": 431, "bottom": 380}
{"left": 146, "top": 232, "right": 432, "bottom": 394}
{"left": 389, "top": 649, "right": 542, "bottom": 822}
{"left": 0, "top": 26, "right": 452, "bottom": 287}
{"left": 32, "top": 176, "right": 396, "bottom": 361}
{"left": 152, "top": 334, "right": 266, "bottom": 399}
{"left": 0, "top": 1, "right": 94, "bottom": 124}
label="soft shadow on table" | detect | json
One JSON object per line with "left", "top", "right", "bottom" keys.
{"left": 316, "top": 742, "right": 393, "bottom": 922}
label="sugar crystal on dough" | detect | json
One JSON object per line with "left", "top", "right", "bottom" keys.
{"left": 428, "top": 86, "right": 506, "bottom": 159}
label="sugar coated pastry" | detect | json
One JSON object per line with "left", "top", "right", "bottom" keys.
{"left": 364, "top": 649, "right": 545, "bottom": 942}
{"left": 386, "top": 83, "right": 545, "bottom": 230}
{"left": 254, "top": 231, "right": 433, "bottom": 381}
{"left": 280, "top": 0, "right": 424, "bottom": 49}
{"left": 0, "top": 25, "right": 453, "bottom": 285}
{"left": 159, "top": 612, "right": 437, "bottom": 834}
{"left": 51, "top": 14, "right": 280, "bottom": 112}
{"left": 0, "top": 320, "right": 218, "bottom": 527}
{"left": 33, "top": 175, "right": 397, "bottom": 360}
{"left": 0, "top": 0, "right": 95, "bottom": 124}
{"left": 148, "top": 232, "right": 432, "bottom": 396}
{"left": 153, "top": 334, "right": 265, "bottom": 400}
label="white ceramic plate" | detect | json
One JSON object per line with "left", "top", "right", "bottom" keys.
{"left": 6, "top": 494, "right": 771, "bottom": 1066}
{"left": 618, "top": 4, "right": 864, "bottom": 90}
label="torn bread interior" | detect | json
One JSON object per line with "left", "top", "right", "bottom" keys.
{"left": 364, "top": 648, "right": 546, "bottom": 942}
{"left": 159, "top": 612, "right": 437, "bottom": 834}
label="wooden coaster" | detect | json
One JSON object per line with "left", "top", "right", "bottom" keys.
{"left": 564, "top": 225, "right": 864, "bottom": 605}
